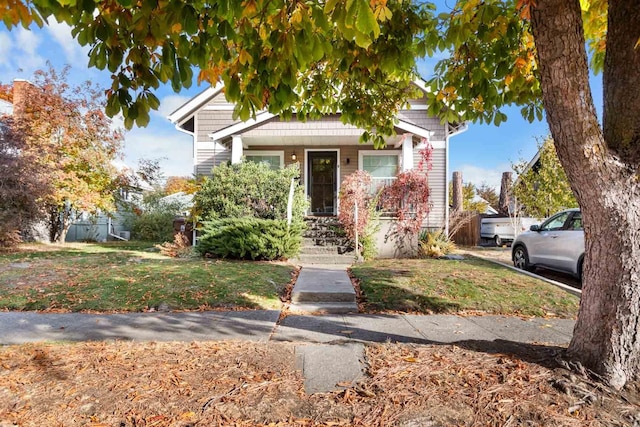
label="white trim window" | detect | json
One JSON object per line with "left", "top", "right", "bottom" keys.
{"left": 359, "top": 150, "right": 401, "bottom": 193}
{"left": 244, "top": 150, "right": 284, "bottom": 170}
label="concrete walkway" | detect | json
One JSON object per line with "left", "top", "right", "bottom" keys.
{"left": 290, "top": 264, "right": 358, "bottom": 313}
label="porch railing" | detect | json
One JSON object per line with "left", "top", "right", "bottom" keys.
{"left": 369, "top": 177, "right": 396, "bottom": 195}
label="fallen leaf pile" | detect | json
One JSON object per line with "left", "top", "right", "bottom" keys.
{"left": 1, "top": 341, "right": 638, "bottom": 426}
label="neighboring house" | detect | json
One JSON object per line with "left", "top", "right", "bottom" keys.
{"left": 473, "top": 195, "right": 499, "bottom": 215}
{"left": 168, "top": 80, "right": 468, "bottom": 255}
{"left": 0, "top": 99, "right": 12, "bottom": 116}
{"left": 65, "top": 169, "right": 154, "bottom": 243}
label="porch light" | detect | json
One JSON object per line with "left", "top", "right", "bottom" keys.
{"left": 291, "top": 151, "right": 297, "bottom": 161}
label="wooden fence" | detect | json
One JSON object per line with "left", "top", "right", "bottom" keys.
{"left": 450, "top": 211, "right": 481, "bottom": 246}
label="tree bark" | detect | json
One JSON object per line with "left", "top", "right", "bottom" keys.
{"left": 531, "top": 0, "right": 640, "bottom": 389}
{"left": 452, "top": 171, "right": 463, "bottom": 211}
{"left": 498, "top": 172, "right": 512, "bottom": 216}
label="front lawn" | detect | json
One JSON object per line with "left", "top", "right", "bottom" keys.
{"left": 350, "top": 258, "right": 579, "bottom": 318}
{"left": 0, "top": 242, "right": 296, "bottom": 312}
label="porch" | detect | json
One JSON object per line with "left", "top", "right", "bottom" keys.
{"left": 222, "top": 133, "right": 421, "bottom": 216}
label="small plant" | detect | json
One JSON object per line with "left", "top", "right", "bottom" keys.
{"left": 0, "top": 229, "right": 21, "bottom": 248}
{"left": 338, "top": 170, "right": 379, "bottom": 259}
{"left": 418, "top": 230, "right": 457, "bottom": 258}
{"left": 381, "top": 170, "right": 432, "bottom": 254}
{"left": 156, "top": 233, "right": 194, "bottom": 258}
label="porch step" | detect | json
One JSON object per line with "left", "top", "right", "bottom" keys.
{"left": 294, "top": 253, "right": 355, "bottom": 265}
{"left": 292, "top": 288, "right": 356, "bottom": 303}
{"left": 301, "top": 244, "right": 353, "bottom": 255}
{"left": 288, "top": 302, "right": 358, "bottom": 314}
{"left": 298, "top": 217, "right": 353, "bottom": 264}
{"left": 289, "top": 265, "right": 358, "bottom": 314}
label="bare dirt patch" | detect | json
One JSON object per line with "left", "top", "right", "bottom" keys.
{"left": 1, "top": 341, "right": 638, "bottom": 426}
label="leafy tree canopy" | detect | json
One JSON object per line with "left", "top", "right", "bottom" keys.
{"left": 0, "top": 65, "right": 124, "bottom": 243}
{"left": 476, "top": 182, "right": 499, "bottom": 211}
{"left": 512, "top": 137, "right": 578, "bottom": 218}
{"left": 1, "top": 0, "right": 432, "bottom": 148}
{"left": 448, "top": 181, "right": 489, "bottom": 213}
{"left": 164, "top": 176, "right": 200, "bottom": 195}
{"left": 1, "top": 0, "right": 607, "bottom": 146}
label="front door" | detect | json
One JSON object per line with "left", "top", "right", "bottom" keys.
{"left": 308, "top": 151, "right": 337, "bottom": 215}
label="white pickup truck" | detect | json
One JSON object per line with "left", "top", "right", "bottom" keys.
{"left": 480, "top": 216, "right": 540, "bottom": 246}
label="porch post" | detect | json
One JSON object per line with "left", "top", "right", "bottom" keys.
{"left": 231, "top": 135, "right": 243, "bottom": 164}
{"left": 402, "top": 134, "right": 414, "bottom": 171}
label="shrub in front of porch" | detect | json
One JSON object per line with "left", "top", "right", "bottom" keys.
{"left": 196, "top": 218, "right": 303, "bottom": 260}
{"left": 194, "top": 162, "right": 307, "bottom": 260}
{"left": 193, "top": 162, "right": 307, "bottom": 221}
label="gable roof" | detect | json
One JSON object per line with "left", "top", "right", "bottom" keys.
{"left": 167, "top": 82, "right": 224, "bottom": 126}
{"left": 168, "top": 78, "right": 455, "bottom": 141}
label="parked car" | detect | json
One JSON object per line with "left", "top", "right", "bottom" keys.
{"left": 511, "top": 208, "right": 585, "bottom": 280}
{"left": 481, "top": 216, "right": 540, "bottom": 246}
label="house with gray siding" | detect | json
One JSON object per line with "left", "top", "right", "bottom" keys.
{"left": 168, "top": 80, "right": 467, "bottom": 256}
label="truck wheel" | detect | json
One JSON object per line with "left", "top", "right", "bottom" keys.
{"left": 494, "top": 235, "right": 502, "bottom": 246}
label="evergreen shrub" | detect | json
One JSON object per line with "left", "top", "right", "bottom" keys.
{"left": 194, "top": 162, "right": 307, "bottom": 221}
{"left": 196, "top": 218, "right": 303, "bottom": 260}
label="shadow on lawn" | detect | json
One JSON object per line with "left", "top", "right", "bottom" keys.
{"left": 352, "top": 269, "right": 462, "bottom": 314}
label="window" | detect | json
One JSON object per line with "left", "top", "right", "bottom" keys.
{"left": 244, "top": 151, "right": 284, "bottom": 170}
{"left": 362, "top": 154, "right": 398, "bottom": 178}
{"left": 541, "top": 211, "right": 570, "bottom": 231}
{"left": 568, "top": 211, "right": 583, "bottom": 230}
{"left": 359, "top": 151, "right": 400, "bottom": 193}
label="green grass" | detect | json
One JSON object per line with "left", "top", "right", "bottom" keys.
{"left": 350, "top": 258, "right": 579, "bottom": 318}
{"left": 0, "top": 242, "right": 295, "bottom": 312}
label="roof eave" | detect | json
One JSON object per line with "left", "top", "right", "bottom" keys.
{"left": 167, "top": 82, "right": 225, "bottom": 125}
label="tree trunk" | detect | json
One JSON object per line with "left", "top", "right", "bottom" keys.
{"left": 47, "top": 207, "right": 60, "bottom": 243}
{"left": 452, "top": 171, "right": 463, "bottom": 211}
{"left": 498, "top": 172, "right": 512, "bottom": 216}
{"left": 531, "top": 0, "right": 640, "bottom": 389}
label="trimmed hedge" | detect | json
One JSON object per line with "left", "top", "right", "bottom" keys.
{"left": 196, "top": 218, "right": 303, "bottom": 260}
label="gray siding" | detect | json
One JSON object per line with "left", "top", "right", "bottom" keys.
{"left": 193, "top": 143, "right": 447, "bottom": 228}
{"left": 194, "top": 103, "right": 447, "bottom": 145}
{"left": 243, "top": 114, "right": 361, "bottom": 137}
{"left": 196, "top": 110, "right": 236, "bottom": 141}
{"left": 415, "top": 146, "right": 446, "bottom": 228}
{"left": 397, "top": 111, "right": 447, "bottom": 140}
{"left": 195, "top": 147, "right": 230, "bottom": 176}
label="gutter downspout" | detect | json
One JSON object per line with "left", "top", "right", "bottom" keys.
{"left": 445, "top": 122, "right": 469, "bottom": 237}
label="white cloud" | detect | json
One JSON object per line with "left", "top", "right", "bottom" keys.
{"left": 123, "top": 124, "right": 194, "bottom": 178}
{"left": 0, "top": 33, "right": 12, "bottom": 59}
{"left": 11, "top": 27, "right": 45, "bottom": 75}
{"left": 45, "top": 21, "right": 90, "bottom": 67}
{"left": 155, "top": 94, "right": 192, "bottom": 118}
{"left": 453, "top": 163, "right": 513, "bottom": 191}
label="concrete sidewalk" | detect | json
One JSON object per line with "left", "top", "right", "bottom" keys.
{"left": 0, "top": 311, "right": 574, "bottom": 346}
{"left": 0, "top": 310, "right": 575, "bottom": 393}
{"left": 0, "top": 310, "right": 281, "bottom": 345}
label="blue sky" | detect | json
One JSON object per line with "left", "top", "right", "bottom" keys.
{"left": 0, "top": 20, "right": 603, "bottom": 190}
